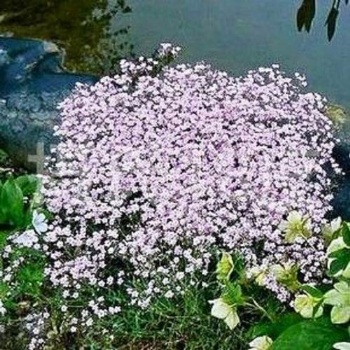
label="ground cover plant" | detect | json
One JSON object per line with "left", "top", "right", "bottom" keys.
{"left": 0, "top": 45, "right": 349, "bottom": 349}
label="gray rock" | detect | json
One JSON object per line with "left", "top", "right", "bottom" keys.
{"left": 0, "top": 37, "right": 98, "bottom": 171}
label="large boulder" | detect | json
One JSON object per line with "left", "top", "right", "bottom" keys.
{"left": 329, "top": 107, "right": 350, "bottom": 220}
{"left": 0, "top": 37, "right": 97, "bottom": 171}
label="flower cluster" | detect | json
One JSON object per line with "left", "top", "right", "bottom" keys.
{"left": 157, "top": 42, "right": 181, "bottom": 58}
{"left": 42, "top": 50, "right": 339, "bottom": 319}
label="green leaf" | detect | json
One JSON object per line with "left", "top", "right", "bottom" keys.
{"left": 329, "top": 251, "right": 350, "bottom": 276}
{"left": 222, "top": 282, "right": 245, "bottom": 306}
{"left": 0, "top": 230, "right": 10, "bottom": 249}
{"left": 325, "top": 7, "right": 339, "bottom": 41}
{"left": 0, "top": 282, "right": 9, "bottom": 299}
{"left": 249, "top": 313, "right": 304, "bottom": 339}
{"left": 15, "top": 175, "right": 39, "bottom": 197}
{"left": 342, "top": 223, "right": 350, "bottom": 247}
{"left": 17, "top": 263, "right": 44, "bottom": 297}
{"left": 0, "top": 179, "right": 24, "bottom": 227}
{"left": 301, "top": 285, "right": 324, "bottom": 299}
{"left": 271, "top": 319, "right": 348, "bottom": 350}
{"left": 297, "top": 0, "right": 316, "bottom": 32}
{"left": 0, "top": 181, "right": 5, "bottom": 224}
{"left": 328, "top": 248, "right": 350, "bottom": 259}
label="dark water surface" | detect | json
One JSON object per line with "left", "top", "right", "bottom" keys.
{"left": 0, "top": 0, "right": 133, "bottom": 74}
{"left": 1, "top": 1, "right": 350, "bottom": 108}
{"left": 117, "top": 0, "right": 350, "bottom": 109}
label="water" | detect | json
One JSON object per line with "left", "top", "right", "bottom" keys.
{"left": 1, "top": 1, "right": 350, "bottom": 108}
{"left": 0, "top": 0, "right": 133, "bottom": 74}
{"left": 117, "top": 0, "right": 350, "bottom": 109}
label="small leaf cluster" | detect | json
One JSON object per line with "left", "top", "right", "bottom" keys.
{"left": 296, "top": 0, "right": 349, "bottom": 41}
{"left": 0, "top": 175, "right": 40, "bottom": 229}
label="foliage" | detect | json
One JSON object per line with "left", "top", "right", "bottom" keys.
{"left": 0, "top": 175, "right": 40, "bottom": 229}
{"left": 0, "top": 174, "right": 48, "bottom": 349}
{"left": 244, "top": 219, "right": 350, "bottom": 350}
{"left": 296, "top": 0, "right": 349, "bottom": 41}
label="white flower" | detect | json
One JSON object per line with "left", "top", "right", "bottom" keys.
{"left": 164, "top": 290, "right": 174, "bottom": 298}
{"left": 270, "top": 262, "right": 300, "bottom": 291}
{"left": 61, "top": 305, "right": 68, "bottom": 312}
{"left": 294, "top": 294, "right": 323, "bottom": 318}
{"left": 0, "top": 301, "right": 6, "bottom": 316}
{"left": 249, "top": 336, "right": 273, "bottom": 350}
{"left": 32, "top": 210, "right": 48, "bottom": 233}
{"left": 216, "top": 251, "right": 234, "bottom": 282}
{"left": 278, "top": 211, "right": 311, "bottom": 243}
{"left": 12, "top": 230, "right": 38, "bottom": 248}
{"left": 209, "top": 298, "right": 240, "bottom": 330}
{"left": 247, "top": 266, "right": 268, "bottom": 286}
{"left": 333, "top": 343, "right": 350, "bottom": 350}
{"left": 323, "top": 217, "right": 342, "bottom": 242}
{"left": 324, "top": 281, "right": 350, "bottom": 324}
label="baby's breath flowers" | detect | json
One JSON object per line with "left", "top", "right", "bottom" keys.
{"left": 41, "top": 44, "right": 339, "bottom": 327}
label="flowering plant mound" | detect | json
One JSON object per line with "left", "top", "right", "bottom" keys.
{"left": 42, "top": 47, "right": 340, "bottom": 324}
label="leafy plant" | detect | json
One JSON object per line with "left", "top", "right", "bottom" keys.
{"left": 0, "top": 175, "right": 40, "bottom": 229}
{"left": 247, "top": 219, "right": 350, "bottom": 350}
{"left": 296, "top": 0, "right": 349, "bottom": 40}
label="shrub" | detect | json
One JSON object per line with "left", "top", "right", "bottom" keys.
{"left": 39, "top": 47, "right": 340, "bottom": 338}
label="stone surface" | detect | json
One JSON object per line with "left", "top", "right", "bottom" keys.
{"left": 329, "top": 109, "right": 350, "bottom": 220}
{"left": 0, "top": 37, "right": 98, "bottom": 171}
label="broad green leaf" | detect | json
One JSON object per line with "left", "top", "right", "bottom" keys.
{"left": 222, "top": 282, "right": 245, "bottom": 306}
{"left": 0, "top": 180, "right": 5, "bottom": 223}
{"left": 271, "top": 319, "right": 348, "bottom": 350}
{"left": 0, "top": 230, "right": 10, "bottom": 249}
{"left": 15, "top": 175, "right": 40, "bottom": 197}
{"left": 0, "top": 207, "right": 5, "bottom": 224}
{"left": 249, "top": 313, "right": 304, "bottom": 339}
{"left": 0, "top": 282, "right": 9, "bottom": 298}
{"left": 342, "top": 223, "right": 350, "bottom": 247}
{"left": 328, "top": 248, "right": 350, "bottom": 259}
{"left": 301, "top": 285, "right": 324, "bottom": 299}
{"left": 329, "top": 253, "right": 350, "bottom": 276}
{"left": 0, "top": 179, "right": 24, "bottom": 227}
{"left": 17, "top": 263, "right": 44, "bottom": 297}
